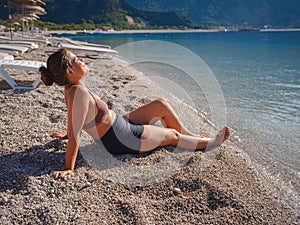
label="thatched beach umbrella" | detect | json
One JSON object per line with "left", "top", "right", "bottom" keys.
{"left": 11, "top": 13, "right": 39, "bottom": 21}
{"left": 9, "top": 0, "right": 37, "bottom": 4}
{"left": 24, "top": 4, "right": 46, "bottom": 33}
{"left": 24, "top": 5, "right": 46, "bottom": 15}
{"left": 7, "top": 0, "right": 46, "bottom": 17}
{"left": 33, "top": 0, "right": 46, "bottom": 7}
{"left": 9, "top": 0, "right": 46, "bottom": 8}
{"left": 6, "top": 0, "right": 46, "bottom": 38}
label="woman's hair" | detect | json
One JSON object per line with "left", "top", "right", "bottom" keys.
{"left": 39, "top": 49, "right": 72, "bottom": 86}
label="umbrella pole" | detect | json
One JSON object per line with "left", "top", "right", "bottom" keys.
{"left": 8, "top": 0, "right": 13, "bottom": 40}
{"left": 22, "top": 3, "right": 24, "bottom": 37}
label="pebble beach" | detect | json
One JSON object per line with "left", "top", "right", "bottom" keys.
{"left": 0, "top": 36, "right": 299, "bottom": 224}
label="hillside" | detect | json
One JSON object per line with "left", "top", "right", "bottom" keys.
{"left": 1, "top": 0, "right": 299, "bottom": 29}
{"left": 0, "top": 0, "right": 193, "bottom": 29}
{"left": 126, "top": 0, "right": 300, "bottom": 27}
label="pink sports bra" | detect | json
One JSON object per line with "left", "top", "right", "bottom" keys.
{"left": 83, "top": 89, "right": 109, "bottom": 130}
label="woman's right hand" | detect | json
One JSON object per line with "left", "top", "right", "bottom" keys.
{"left": 51, "top": 170, "right": 74, "bottom": 180}
{"left": 50, "top": 130, "right": 68, "bottom": 139}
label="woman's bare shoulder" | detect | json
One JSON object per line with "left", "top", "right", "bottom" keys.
{"left": 65, "top": 85, "right": 90, "bottom": 104}
{"left": 66, "top": 84, "right": 89, "bottom": 96}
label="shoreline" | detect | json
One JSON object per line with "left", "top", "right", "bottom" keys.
{"left": 2, "top": 27, "right": 300, "bottom": 40}
{"left": 0, "top": 36, "right": 299, "bottom": 224}
{"left": 45, "top": 27, "right": 300, "bottom": 36}
{"left": 259, "top": 28, "right": 300, "bottom": 32}
{"left": 46, "top": 28, "right": 224, "bottom": 35}
{"left": 0, "top": 29, "right": 224, "bottom": 37}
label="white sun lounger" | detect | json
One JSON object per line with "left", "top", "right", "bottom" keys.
{"left": 59, "top": 43, "right": 118, "bottom": 59}
{"left": 0, "top": 36, "right": 50, "bottom": 46}
{"left": 0, "top": 40, "right": 39, "bottom": 50}
{"left": 61, "top": 38, "right": 111, "bottom": 49}
{"left": 0, "top": 44, "right": 30, "bottom": 55}
{"left": 0, "top": 49, "right": 19, "bottom": 56}
{"left": 49, "top": 37, "right": 111, "bottom": 49}
{"left": 0, "top": 59, "right": 45, "bottom": 90}
{"left": 16, "top": 37, "right": 50, "bottom": 46}
{"left": 0, "top": 52, "right": 14, "bottom": 60}
{"left": 0, "top": 36, "right": 11, "bottom": 41}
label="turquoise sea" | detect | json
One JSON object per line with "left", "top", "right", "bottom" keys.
{"left": 57, "top": 30, "right": 300, "bottom": 210}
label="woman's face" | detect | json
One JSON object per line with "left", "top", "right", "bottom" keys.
{"left": 66, "top": 52, "right": 89, "bottom": 83}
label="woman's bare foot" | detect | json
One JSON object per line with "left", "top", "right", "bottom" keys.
{"left": 209, "top": 126, "right": 231, "bottom": 146}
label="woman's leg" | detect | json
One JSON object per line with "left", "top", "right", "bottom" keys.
{"left": 124, "top": 98, "right": 197, "bottom": 136}
{"left": 139, "top": 125, "right": 230, "bottom": 154}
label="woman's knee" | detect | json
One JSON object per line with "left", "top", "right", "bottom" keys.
{"left": 153, "top": 97, "right": 171, "bottom": 111}
{"left": 163, "top": 128, "right": 180, "bottom": 146}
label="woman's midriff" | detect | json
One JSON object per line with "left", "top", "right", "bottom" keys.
{"left": 84, "top": 110, "right": 116, "bottom": 140}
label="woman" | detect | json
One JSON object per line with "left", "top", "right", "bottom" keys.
{"left": 39, "top": 49, "right": 230, "bottom": 180}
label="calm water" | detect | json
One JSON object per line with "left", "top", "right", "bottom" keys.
{"left": 58, "top": 31, "right": 300, "bottom": 208}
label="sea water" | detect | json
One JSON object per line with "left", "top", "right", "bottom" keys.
{"left": 58, "top": 31, "right": 300, "bottom": 210}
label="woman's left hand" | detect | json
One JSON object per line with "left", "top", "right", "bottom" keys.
{"left": 50, "top": 130, "right": 68, "bottom": 139}
{"left": 51, "top": 170, "right": 74, "bottom": 180}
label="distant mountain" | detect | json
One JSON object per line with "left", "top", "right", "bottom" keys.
{"left": 0, "top": 0, "right": 193, "bottom": 28}
{"left": 1, "top": 0, "right": 299, "bottom": 29}
{"left": 126, "top": 0, "right": 300, "bottom": 27}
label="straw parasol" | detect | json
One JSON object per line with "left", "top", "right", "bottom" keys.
{"left": 11, "top": 13, "right": 40, "bottom": 21}
{"left": 7, "top": 0, "right": 46, "bottom": 39}
{"left": 24, "top": 5, "right": 46, "bottom": 15}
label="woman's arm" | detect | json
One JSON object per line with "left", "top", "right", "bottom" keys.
{"left": 51, "top": 86, "right": 90, "bottom": 179}
{"left": 50, "top": 92, "right": 69, "bottom": 139}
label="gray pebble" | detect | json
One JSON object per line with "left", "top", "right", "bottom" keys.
{"left": 2, "top": 196, "right": 8, "bottom": 203}
{"left": 173, "top": 187, "right": 181, "bottom": 194}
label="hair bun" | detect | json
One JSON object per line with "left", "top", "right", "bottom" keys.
{"left": 39, "top": 66, "right": 54, "bottom": 86}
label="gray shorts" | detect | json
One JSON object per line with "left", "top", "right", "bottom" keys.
{"left": 98, "top": 115, "right": 144, "bottom": 154}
